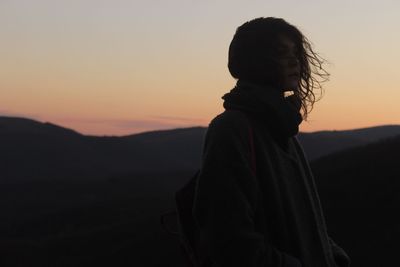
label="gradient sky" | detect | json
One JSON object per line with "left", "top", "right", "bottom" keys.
{"left": 1, "top": 0, "right": 399, "bottom": 136}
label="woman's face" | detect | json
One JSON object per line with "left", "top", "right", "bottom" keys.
{"left": 275, "top": 34, "right": 301, "bottom": 92}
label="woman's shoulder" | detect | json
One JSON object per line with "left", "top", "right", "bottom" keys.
{"left": 209, "top": 109, "right": 250, "bottom": 131}
{"left": 204, "top": 110, "right": 251, "bottom": 143}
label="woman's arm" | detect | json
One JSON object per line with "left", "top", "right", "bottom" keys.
{"left": 192, "top": 113, "right": 302, "bottom": 267}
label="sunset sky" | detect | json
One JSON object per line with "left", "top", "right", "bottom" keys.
{"left": 1, "top": 0, "right": 400, "bottom": 136}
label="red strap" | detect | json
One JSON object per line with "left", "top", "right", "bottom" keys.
{"left": 248, "top": 125, "right": 257, "bottom": 176}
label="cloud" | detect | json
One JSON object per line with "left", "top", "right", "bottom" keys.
{"left": 107, "top": 118, "right": 184, "bottom": 129}
{"left": 150, "top": 115, "right": 205, "bottom": 123}
{"left": 0, "top": 112, "right": 208, "bottom": 135}
{"left": 61, "top": 116, "right": 206, "bottom": 128}
{"left": 53, "top": 116, "right": 207, "bottom": 136}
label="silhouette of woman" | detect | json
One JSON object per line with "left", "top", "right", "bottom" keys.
{"left": 192, "top": 17, "right": 351, "bottom": 267}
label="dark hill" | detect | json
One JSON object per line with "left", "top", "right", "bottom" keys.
{"left": 0, "top": 116, "right": 81, "bottom": 136}
{"left": 84, "top": 126, "right": 207, "bottom": 177}
{"left": 1, "top": 116, "right": 400, "bottom": 184}
{"left": 0, "top": 117, "right": 106, "bottom": 183}
{"left": 2, "top": 116, "right": 400, "bottom": 266}
{"left": 311, "top": 135, "right": 400, "bottom": 267}
{"left": 298, "top": 125, "right": 400, "bottom": 160}
{"left": 0, "top": 117, "right": 207, "bottom": 183}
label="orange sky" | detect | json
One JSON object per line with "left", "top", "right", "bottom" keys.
{"left": 1, "top": 0, "right": 400, "bottom": 136}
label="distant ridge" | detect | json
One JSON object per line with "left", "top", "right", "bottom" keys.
{"left": 0, "top": 116, "right": 81, "bottom": 136}
{"left": 1, "top": 116, "right": 400, "bottom": 183}
{"left": 298, "top": 124, "right": 400, "bottom": 159}
{"left": 121, "top": 126, "right": 206, "bottom": 138}
{"left": 310, "top": 134, "right": 400, "bottom": 266}
{"left": 0, "top": 117, "right": 207, "bottom": 183}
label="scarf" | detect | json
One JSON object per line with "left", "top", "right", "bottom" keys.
{"left": 222, "top": 80, "right": 303, "bottom": 139}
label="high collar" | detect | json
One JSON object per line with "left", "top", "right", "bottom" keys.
{"left": 221, "top": 80, "right": 303, "bottom": 138}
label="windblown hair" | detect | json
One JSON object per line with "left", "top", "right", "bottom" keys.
{"left": 228, "top": 17, "right": 329, "bottom": 120}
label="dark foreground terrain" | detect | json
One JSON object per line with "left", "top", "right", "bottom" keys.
{"left": 0, "top": 171, "right": 191, "bottom": 267}
{"left": 2, "top": 117, "right": 400, "bottom": 266}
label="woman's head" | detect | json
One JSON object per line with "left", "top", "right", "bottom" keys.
{"left": 228, "top": 17, "right": 329, "bottom": 119}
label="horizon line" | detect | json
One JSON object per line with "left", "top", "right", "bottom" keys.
{"left": 1, "top": 115, "right": 400, "bottom": 138}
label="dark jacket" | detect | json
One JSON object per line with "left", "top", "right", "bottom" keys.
{"left": 192, "top": 81, "right": 350, "bottom": 267}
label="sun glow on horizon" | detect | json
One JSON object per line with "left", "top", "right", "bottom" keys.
{"left": 1, "top": 0, "right": 400, "bottom": 136}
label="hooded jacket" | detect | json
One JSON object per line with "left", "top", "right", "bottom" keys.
{"left": 192, "top": 81, "right": 350, "bottom": 267}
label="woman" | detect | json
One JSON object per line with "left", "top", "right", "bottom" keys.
{"left": 191, "top": 17, "right": 351, "bottom": 267}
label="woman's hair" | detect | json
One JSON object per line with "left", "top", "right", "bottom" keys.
{"left": 228, "top": 17, "right": 329, "bottom": 120}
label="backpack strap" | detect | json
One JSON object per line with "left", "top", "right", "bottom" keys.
{"left": 232, "top": 109, "right": 257, "bottom": 177}
{"left": 248, "top": 123, "right": 257, "bottom": 177}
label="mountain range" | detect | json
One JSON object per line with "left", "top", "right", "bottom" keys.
{"left": 311, "top": 133, "right": 400, "bottom": 267}
{"left": 2, "top": 116, "right": 400, "bottom": 266}
{"left": 2, "top": 116, "right": 400, "bottom": 183}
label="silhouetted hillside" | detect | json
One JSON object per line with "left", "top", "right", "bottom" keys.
{"left": 0, "top": 117, "right": 206, "bottom": 183}
{"left": 2, "top": 116, "right": 400, "bottom": 266}
{"left": 2, "top": 116, "right": 400, "bottom": 185}
{"left": 0, "top": 117, "right": 81, "bottom": 136}
{"left": 298, "top": 125, "right": 400, "bottom": 159}
{"left": 0, "top": 171, "right": 192, "bottom": 266}
{"left": 86, "top": 126, "right": 206, "bottom": 175}
{"left": 311, "top": 135, "right": 400, "bottom": 267}
{"left": 0, "top": 117, "right": 108, "bottom": 183}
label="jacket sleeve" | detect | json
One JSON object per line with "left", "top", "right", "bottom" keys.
{"left": 328, "top": 236, "right": 351, "bottom": 267}
{"left": 192, "top": 115, "right": 302, "bottom": 267}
